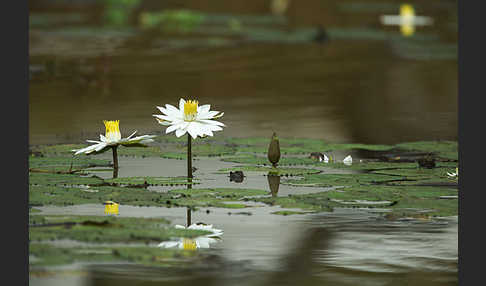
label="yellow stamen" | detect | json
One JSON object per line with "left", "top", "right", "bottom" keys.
{"left": 182, "top": 238, "right": 197, "bottom": 250}
{"left": 400, "top": 4, "right": 415, "bottom": 37}
{"left": 400, "top": 4, "right": 414, "bottom": 17}
{"left": 183, "top": 100, "right": 198, "bottom": 121}
{"left": 103, "top": 120, "right": 121, "bottom": 142}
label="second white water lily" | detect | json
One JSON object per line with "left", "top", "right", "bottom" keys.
{"left": 72, "top": 120, "right": 156, "bottom": 169}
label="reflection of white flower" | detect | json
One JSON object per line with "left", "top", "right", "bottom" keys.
{"left": 73, "top": 120, "right": 156, "bottom": 155}
{"left": 343, "top": 155, "right": 352, "bottom": 165}
{"left": 153, "top": 99, "right": 225, "bottom": 139}
{"left": 158, "top": 237, "right": 220, "bottom": 250}
{"left": 158, "top": 223, "right": 223, "bottom": 250}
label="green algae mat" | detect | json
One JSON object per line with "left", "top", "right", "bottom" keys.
{"left": 29, "top": 138, "right": 458, "bottom": 216}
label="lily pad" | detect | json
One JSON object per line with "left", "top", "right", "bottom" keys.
{"left": 29, "top": 215, "right": 210, "bottom": 243}
{"left": 29, "top": 173, "right": 104, "bottom": 186}
{"left": 29, "top": 243, "right": 205, "bottom": 268}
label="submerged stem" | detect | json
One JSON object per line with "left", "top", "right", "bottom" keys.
{"left": 186, "top": 207, "right": 192, "bottom": 227}
{"left": 187, "top": 134, "right": 193, "bottom": 185}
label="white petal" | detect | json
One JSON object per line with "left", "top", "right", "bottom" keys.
{"left": 323, "top": 154, "right": 329, "bottom": 163}
{"left": 127, "top": 130, "right": 137, "bottom": 139}
{"left": 213, "top": 112, "right": 224, "bottom": 119}
{"left": 158, "top": 241, "right": 181, "bottom": 248}
{"left": 187, "top": 124, "right": 200, "bottom": 139}
{"left": 156, "top": 105, "right": 168, "bottom": 114}
{"left": 174, "top": 225, "right": 186, "bottom": 229}
{"left": 197, "top": 111, "right": 219, "bottom": 120}
{"left": 94, "top": 142, "right": 108, "bottom": 152}
{"left": 166, "top": 104, "right": 181, "bottom": 116}
{"left": 205, "top": 129, "right": 214, "bottom": 137}
{"left": 195, "top": 237, "right": 213, "bottom": 248}
{"left": 155, "top": 117, "right": 172, "bottom": 126}
{"left": 158, "top": 104, "right": 180, "bottom": 117}
{"left": 207, "top": 125, "right": 223, "bottom": 132}
{"left": 166, "top": 123, "right": 181, "bottom": 134}
{"left": 154, "top": 114, "right": 175, "bottom": 122}
{"left": 198, "top": 119, "right": 225, "bottom": 127}
{"left": 179, "top": 98, "right": 186, "bottom": 115}
{"left": 74, "top": 143, "right": 104, "bottom": 155}
{"left": 343, "top": 155, "right": 353, "bottom": 165}
{"left": 100, "top": 134, "right": 107, "bottom": 142}
{"left": 198, "top": 104, "right": 210, "bottom": 114}
{"left": 175, "top": 128, "right": 187, "bottom": 137}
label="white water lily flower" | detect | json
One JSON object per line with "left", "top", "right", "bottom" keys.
{"left": 343, "top": 155, "right": 352, "bottom": 165}
{"left": 158, "top": 223, "right": 223, "bottom": 250}
{"left": 154, "top": 99, "right": 225, "bottom": 139}
{"left": 73, "top": 120, "right": 156, "bottom": 155}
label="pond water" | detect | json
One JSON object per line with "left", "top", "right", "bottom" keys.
{"left": 33, "top": 204, "right": 458, "bottom": 286}
{"left": 29, "top": 0, "right": 457, "bottom": 146}
{"left": 31, "top": 156, "right": 457, "bottom": 286}
{"left": 87, "top": 155, "right": 351, "bottom": 196}
{"left": 29, "top": 1, "right": 458, "bottom": 285}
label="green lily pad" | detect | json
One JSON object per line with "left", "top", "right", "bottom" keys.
{"left": 29, "top": 215, "right": 209, "bottom": 243}
{"left": 394, "top": 141, "right": 458, "bottom": 161}
{"left": 29, "top": 173, "right": 104, "bottom": 186}
{"left": 29, "top": 243, "right": 202, "bottom": 268}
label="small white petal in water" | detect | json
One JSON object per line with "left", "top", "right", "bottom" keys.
{"left": 343, "top": 155, "right": 353, "bottom": 165}
{"left": 323, "top": 154, "right": 329, "bottom": 163}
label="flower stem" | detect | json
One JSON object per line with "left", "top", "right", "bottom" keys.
{"left": 112, "top": 146, "right": 119, "bottom": 170}
{"left": 187, "top": 134, "right": 193, "bottom": 183}
{"left": 186, "top": 207, "right": 192, "bottom": 227}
